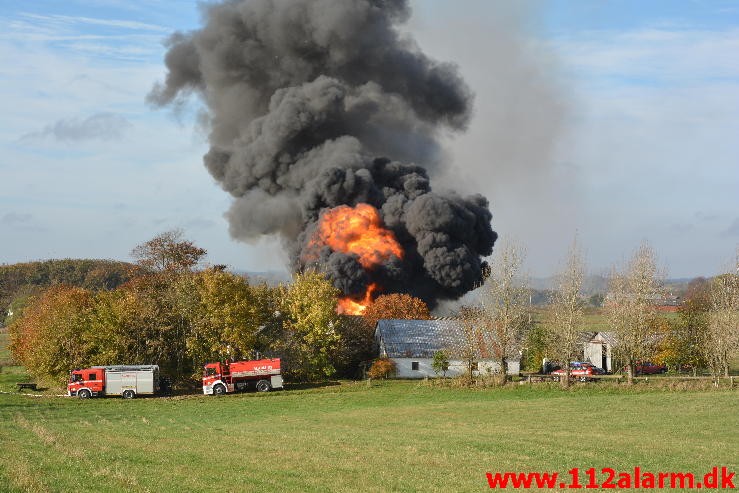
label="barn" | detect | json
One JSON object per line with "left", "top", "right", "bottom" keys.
{"left": 375, "top": 319, "right": 521, "bottom": 378}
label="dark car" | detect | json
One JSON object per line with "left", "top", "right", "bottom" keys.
{"left": 551, "top": 361, "right": 606, "bottom": 382}
{"left": 635, "top": 362, "right": 667, "bottom": 375}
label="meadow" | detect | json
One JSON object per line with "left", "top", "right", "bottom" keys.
{"left": 1, "top": 370, "right": 737, "bottom": 492}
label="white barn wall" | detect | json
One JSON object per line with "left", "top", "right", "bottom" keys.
{"left": 391, "top": 358, "right": 520, "bottom": 379}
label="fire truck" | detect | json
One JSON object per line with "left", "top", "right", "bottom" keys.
{"left": 68, "top": 365, "right": 161, "bottom": 399}
{"left": 202, "top": 358, "right": 283, "bottom": 395}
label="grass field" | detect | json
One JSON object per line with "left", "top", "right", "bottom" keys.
{"left": 1, "top": 376, "right": 737, "bottom": 492}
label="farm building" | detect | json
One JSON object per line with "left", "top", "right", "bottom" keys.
{"left": 582, "top": 331, "right": 616, "bottom": 372}
{"left": 375, "top": 319, "right": 520, "bottom": 378}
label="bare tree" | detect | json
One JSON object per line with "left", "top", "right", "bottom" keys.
{"left": 458, "top": 306, "right": 484, "bottom": 382}
{"left": 703, "top": 251, "right": 739, "bottom": 382}
{"left": 131, "top": 229, "right": 207, "bottom": 273}
{"left": 478, "top": 242, "right": 531, "bottom": 385}
{"left": 606, "top": 242, "right": 664, "bottom": 384}
{"left": 545, "top": 239, "right": 586, "bottom": 388}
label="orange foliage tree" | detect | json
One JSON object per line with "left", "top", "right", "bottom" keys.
{"left": 362, "top": 293, "right": 431, "bottom": 329}
{"left": 9, "top": 286, "right": 95, "bottom": 385}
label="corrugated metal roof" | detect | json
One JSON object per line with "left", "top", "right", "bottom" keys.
{"left": 376, "top": 319, "right": 482, "bottom": 359}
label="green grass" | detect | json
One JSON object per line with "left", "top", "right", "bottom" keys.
{"left": 1, "top": 381, "right": 737, "bottom": 492}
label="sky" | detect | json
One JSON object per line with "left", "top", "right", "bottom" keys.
{"left": 0, "top": 0, "right": 737, "bottom": 279}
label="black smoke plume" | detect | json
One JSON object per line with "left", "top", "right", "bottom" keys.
{"left": 150, "top": 0, "right": 497, "bottom": 307}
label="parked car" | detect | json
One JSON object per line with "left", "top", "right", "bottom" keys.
{"left": 551, "top": 362, "right": 606, "bottom": 382}
{"left": 635, "top": 362, "right": 667, "bottom": 375}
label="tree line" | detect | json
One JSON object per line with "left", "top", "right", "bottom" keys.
{"left": 0, "top": 259, "right": 140, "bottom": 327}
{"left": 6, "top": 230, "right": 737, "bottom": 388}
{"left": 6, "top": 231, "right": 431, "bottom": 386}
{"left": 459, "top": 241, "right": 739, "bottom": 386}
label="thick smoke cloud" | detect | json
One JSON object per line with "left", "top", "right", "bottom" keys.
{"left": 150, "top": 0, "right": 497, "bottom": 306}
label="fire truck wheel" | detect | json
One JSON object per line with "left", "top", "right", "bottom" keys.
{"left": 122, "top": 390, "right": 136, "bottom": 399}
{"left": 78, "top": 389, "right": 91, "bottom": 399}
{"left": 579, "top": 376, "right": 588, "bottom": 383}
{"left": 213, "top": 384, "right": 226, "bottom": 396}
{"left": 256, "top": 380, "right": 271, "bottom": 393}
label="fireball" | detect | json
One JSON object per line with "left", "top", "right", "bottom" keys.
{"left": 309, "top": 204, "right": 403, "bottom": 313}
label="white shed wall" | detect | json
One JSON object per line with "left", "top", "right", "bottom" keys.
{"left": 391, "top": 358, "right": 520, "bottom": 378}
{"left": 583, "top": 333, "right": 612, "bottom": 372}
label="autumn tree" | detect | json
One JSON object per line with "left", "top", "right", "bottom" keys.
{"left": 362, "top": 293, "right": 431, "bottom": 329}
{"left": 544, "top": 240, "right": 586, "bottom": 387}
{"left": 477, "top": 242, "right": 531, "bottom": 384}
{"left": 703, "top": 255, "right": 739, "bottom": 381}
{"left": 606, "top": 242, "right": 663, "bottom": 384}
{"left": 278, "top": 271, "right": 343, "bottom": 381}
{"left": 131, "top": 229, "right": 206, "bottom": 273}
{"left": 367, "top": 358, "right": 396, "bottom": 379}
{"left": 177, "top": 269, "right": 268, "bottom": 376}
{"left": 8, "top": 286, "right": 95, "bottom": 385}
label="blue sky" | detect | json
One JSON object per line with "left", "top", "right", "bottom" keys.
{"left": 1, "top": 0, "right": 737, "bottom": 278}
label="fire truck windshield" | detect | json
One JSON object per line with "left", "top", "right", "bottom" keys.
{"left": 70, "top": 374, "right": 83, "bottom": 383}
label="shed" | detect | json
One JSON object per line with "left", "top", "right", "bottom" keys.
{"left": 375, "top": 319, "right": 520, "bottom": 378}
{"left": 582, "top": 331, "right": 617, "bottom": 372}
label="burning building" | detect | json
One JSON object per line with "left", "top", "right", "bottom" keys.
{"left": 149, "top": 0, "right": 497, "bottom": 313}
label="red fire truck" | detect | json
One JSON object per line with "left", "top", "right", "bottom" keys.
{"left": 202, "top": 358, "right": 283, "bottom": 395}
{"left": 68, "top": 365, "right": 161, "bottom": 399}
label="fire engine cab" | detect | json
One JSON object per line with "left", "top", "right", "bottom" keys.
{"left": 202, "top": 358, "right": 283, "bottom": 395}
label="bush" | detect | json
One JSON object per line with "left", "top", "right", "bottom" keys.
{"left": 367, "top": 358, "right": 396, "bottom": 379}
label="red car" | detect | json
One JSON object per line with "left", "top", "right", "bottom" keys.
{"left": 635, "top": 362, "right": 667, "bottom": 375}
{"left": 551, "top": 362, "right": 606, "bottom": 382}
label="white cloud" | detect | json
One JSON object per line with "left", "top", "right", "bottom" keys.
{"left": 18, "top": 13, "right": 168, "bottom": 33}
{"left": 20, "top": 112, "right": 132, "bottom": 142}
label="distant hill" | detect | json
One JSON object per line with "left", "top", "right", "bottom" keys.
{"left": 0, "top": 259, "right": 141, "bottom": 326}
{"left": 235, "top": 270, "right": 292, "bottom": 286}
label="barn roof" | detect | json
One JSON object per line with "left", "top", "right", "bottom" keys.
{"left": 375, "top": 318, "right": 507, "bottom": 360}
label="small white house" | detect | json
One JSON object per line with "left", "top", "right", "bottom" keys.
{"left": 375, "top": 319, "right": 520, "bottom": 378}
{"left": 582, "top": 331, "right": 616, "bottom": 372}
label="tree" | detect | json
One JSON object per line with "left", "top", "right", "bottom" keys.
{"left": 8, "top": 286, "right": 96, "bottom": 385}
{"left": 333, "top": 315, "right": 376, "bottom": 379}
{"left": 367, "top": 358, "right": 396, "bottom": 379}
{"left": 432, "top": 350, "right": 449, "bottom": 377}
{"left": 520, "top": 322, "right": 548, "bottom": 373}
{"left": 131, "top": 229, "right": 206, "bottom": 273}
{"left": 588, "top": 293, "right": 605, "bottom": 308}
{"left": 178, "top": 270, "right": 267, "bottom": 376}
{"left": 458, "top": 306, "right": 484, "bottom": 382}
{"left": 606, "top": 242, "right": 663, "bottom": 384}
{"left": 362, "top": 293, "right": 431, "bottom": 329}
{"left": 656, "top": 285, "right": 709, "bottom": 375}
{"left": 544, "top": 240, "right": 586, "bottom": 388}
{"left": 278, "top": 271, "right": 343, "bottom": 381}
{"left": 477, "top": 242, "right": 531, "bottom": 385}
{"left": 703, "top": 254, "right": 739, "bottom": 381}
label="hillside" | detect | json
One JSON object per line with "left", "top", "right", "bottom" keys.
{"left": 0, "top": 259, "right": 140, "bottom": 326}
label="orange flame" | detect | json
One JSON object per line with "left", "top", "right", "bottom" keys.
{"left": 308, "top": 203, "right": 403, "bottom": 314}
{"left": 310, "top": 203, "right": 403, "bottom": 269}
{"left": 338, "top": 283, "right": 378, "bottom": 315}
